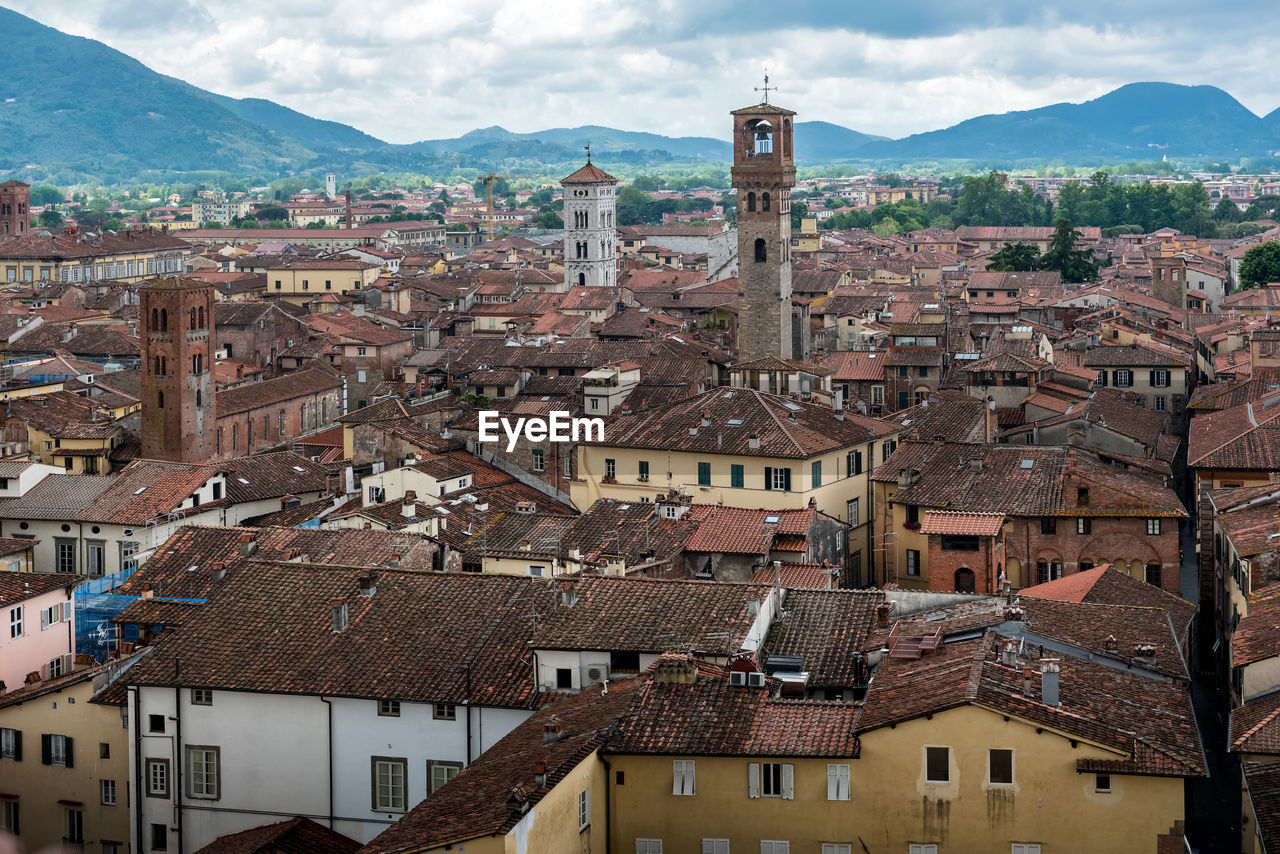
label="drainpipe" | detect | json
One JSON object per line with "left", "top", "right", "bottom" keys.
{"left": 600, "top": 753, "right": 613, "bottom": 854}
{"left": 131, "top": 686, "right": 144, "bottom": 854}
{"left": 173, "top": 679, "right": 184, "bottom": 854}
{"left": 464, "top": 664, "right": 472, "bottom": 763}
{"left": 319, "top": 697, "right": 335, "bottom": 829}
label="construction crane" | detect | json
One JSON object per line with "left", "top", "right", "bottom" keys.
{"left": 479, "top": 173, "right": 506, "bottom": 242}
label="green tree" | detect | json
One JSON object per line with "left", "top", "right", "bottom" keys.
{"left": 103, "top": 217, "right": 123, "bottom": 232}
{"left": 1213, "top": 198, "right": 1243, "bottom": 222}
{"left": 238, "top": 219, "right": 260, "bottom": 229}
{"left": 202, "top": 220, "right": 223, "bottom": 229}
{"left": 1037, "top": 219, "right": 1098, "bottom": 283}
{"left": 790, "top": 201, "right": 809, "bottom": 230}
{"left": 987, "top": 242, "right": 1039, "bottom": 272}
{"left": 255, "top": 205, "right": 289, "bottom": 223}
{"left": 29, "top": 185, "right": 63, "bottom": 206}
{"left": 1240, "top": 242, "right": 1280, "bottom": 289}
{"left": 871, "top": 219, "right": 899, "bottom": 237}
{"left": 535, "top": 211, "right": 563, "bottom": 229}
{"left": 37, "top": 208, "right": 63, "bottom": 228}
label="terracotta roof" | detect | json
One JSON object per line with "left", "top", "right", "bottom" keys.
{"left": 125, "top": 564, "right": 556, "bottom": 708}
{"left": 1084, "top": 342, "right": 1189, "bottom": 368}
{"left": 1244, "top": 761, "right": 1280, "bottom": 852}
{"left": 1189, "top": 392, "right": 1280, "bottom": 470}
{"left": 684, "top": 506, "right": 815, "bottom": 555}
{"left": 606, "top": 658, "right": 859, "bottom": 757}
{"left": 765, "top": 589, "right": 884, "bottom": 687}
{"left": 750, "top": 562, "right": 836, "bottom": 591}
{"left": 560, "top": 162, "right": 618, "bottom": 184}
{"left": 360, "top": 678, "right": 641, "bottom": 854}
{"left": 194, "top": 818, "right": 359, "bottom": 854}
{"left": 0, "top": 571, "right": 76, "bottom": 607}
{"left": 216, "top": 368, "right": 342, "bottom": 416}
{"left": 1232, "top": 690, "right": 1280, "bottom": 756}
{"left": 1235, "top": 592, "right": 1280, "bottom": 667}
{"left": 0, "top": 473, "right": 114, "bottom": 520}
{"left": 919, "top": 510, "right": 1005, "bottom": 536}
{"left": 1020, "top": 564, "right": 1196, "bottom": 640}
{"left": 532, "top": 576, "right": 770, "bottom": 654}
{"left": 821, "top": 350, "right": 885, "bottom": 382}
{"left": 593, "top": 387, "right": 900, "bottom": 458}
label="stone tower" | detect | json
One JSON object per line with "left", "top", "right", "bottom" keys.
{"left": 560, "top": 156, "right": 618, "bottom": 290}
{"left": 0, "top": 181, "right": 30, "bottom": 236}
{"left": 731, "top": 101, "right": 796, "bottom": 360}
{"left": 140, "top": 278, "right": 216, "bottom": 463}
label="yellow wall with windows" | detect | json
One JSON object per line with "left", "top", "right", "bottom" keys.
{"left": 0, "top": 675, "right": 132, "bottom": 852}
{"left": 26, "top": 426, "right": 119, "bottom": 475}
{"left": 267, "top": 265, "right": 379, "bottom": 304}
{"left": 857, "top": 704, "right": 1185, "bottom": 852}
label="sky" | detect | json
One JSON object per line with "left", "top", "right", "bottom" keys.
{"left": 7, "top": 1, "right": 1280, "bottom": 144}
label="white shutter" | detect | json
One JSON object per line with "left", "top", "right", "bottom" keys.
{"left": 822, "top": 846, "right": 852, "bottom": 854}
{"left": 748, "top": 762, "right": 761, "bottom": 798}
{"left": 685, "top": 760, "right": 695, "bottom": 795}
{"left": 61, "top": 601, "right": 73, "bottom": 623}
{"left": 837, "top": 764, "right": 850, "bottom": 800}
{"left": 702, "top": 841, "right": 729, "bottom": 854}
{"left": 827, "top": 764, "right": 838, "bottom": 800}
{"left": 40, "top": 607, "right": 50, "bottom": 630}
{"left": 780, "top": 763, "right": 794, "bottom": 800}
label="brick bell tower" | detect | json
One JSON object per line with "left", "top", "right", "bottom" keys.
{"left": 140, "top": 278, "right": 216, "bottom": 462}
{"left": 731, "top": 88, "right": 796, "bottom": 360}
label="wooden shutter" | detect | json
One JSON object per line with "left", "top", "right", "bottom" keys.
{"left": 764, "top": 467, "right": 773, "bottom": 491}
{"left": 11, "top": 730, "right": 20, "bottom": 762}
{"left": 41, "top": 733, "right": 51, "bottom": 765}
{"left": 748, "top": 762, "right": 761, "bottom": 798}
{"left": 61, "top": 601, "right": 72, "bottom": 623}
{"left": 780, "top": 763, "right": 794, "bottom": 799}
{"left": 782, "top": 468, "right": 792, "bottom": 492}
{"left": 63, "top": 736, "right": 73, "bottom": 768}
{"left": 855, "top": 450, "right": 863, "bottom": 474}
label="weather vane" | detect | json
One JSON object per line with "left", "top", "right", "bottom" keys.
{"left": 755, "top": 69, "right": 773, "bottom": 104}
{"left": 584, "top": 143, "right": 591, "bottom": 163}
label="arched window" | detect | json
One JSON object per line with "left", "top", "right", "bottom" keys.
{"left": 157, "top": 390, "right": 164, "bottom": 408}
{"left": 954, "top": 568, "right": 976, "bottom": 594}
{"left": 192, "top": 353, "right": 201, "bottom": 374}
{"left": 160, "top": 309, "right": 167, "bottom": 331}
{"left": 150, "top": 308, "right": 158, "bottom": 330}
{"left": 750, "top": 120, "right": 773, "bottom": 155}
{"left": 754, "top": 238, "right": 767, "bottom": 263}
{"left": 747, "top": 192, "right": 757, "bottom": 212}
{"left": 190, "top": 308, "right": 197, "bottom": 329}
{"left": 762, "top": 192, "right": 771, "bottom": 212}
{"left": 195, "top": 390, "right": 202, "bottom": 409}
{"left": 578, "top": 272, "right": 586, "bottom": 287}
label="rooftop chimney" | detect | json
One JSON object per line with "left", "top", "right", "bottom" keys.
{"left": 534, "top": 760, "right": 547, "bottom": 788}
{"left": 652, "top": 656, "right": 699, "bottom": 684}
{"left": 402, "top": 490, "right": 417, "bottom": 518}
{"left": 358, "top": 573, "right": 377, "bottom": 598}
{"left": 211, "top": 562, "right": 226, "bottom": 582}
{"left": 543, "top": 717, "right": 564, "bottom": 744}
{"left": 1040, "top": 659, "right": 1060, "bottom": 707}
{"left": 240, "top": 532, "right": 257, "bottom": 556}
{"left": 1022, "top": 666, "right": 1034, "bottom": 698}
{"left": 1104, "top": 634, "right": 1119, "bottom": 653}
{"left": 748, "top": 434, "right": 761, "bottom": 450}
{"left": 874, "top": 602, "right": 892, "bottom": 629}
{"left": 969, "top": 458, "right": 983, "bottom": 474}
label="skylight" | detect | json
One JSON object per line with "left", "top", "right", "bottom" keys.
{"left": 291, "top": 466, "right": 306, "bottom": 473}
{"left": 764, "top": 514, "right": 781, "bottom": 523}
{"left": 133, "top": 486, "right": 147, "bottom": 495}
{"left": 727, "top": 418, "right": 744, "bottom": 426}
{"left": 237, "top": 477, "right": 250, "bottom": 484}
{"left": 1020, "top": 459, "right": 1035, "bottom": 469}
{"left": 782, "top": 402, "right": 802, "bottom": 412}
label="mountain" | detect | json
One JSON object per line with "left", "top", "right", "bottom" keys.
{"left": 209, "top": 95, "right": 384, "bottom": 151}
{"left": 793, "top": 121, "right": 888, "bottom": 161}
{"left": 406, "top": 125, "right": 732, "bottom": 160}
{"left": 0, "top": 6, "right": 339, "bottom": 180}
{"left": 860, "top": 83, "right": 1279, "bottom": 162}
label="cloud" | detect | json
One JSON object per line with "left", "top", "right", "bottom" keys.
{"left": 3, "top": 0, "right": 1279, "bottom": 144}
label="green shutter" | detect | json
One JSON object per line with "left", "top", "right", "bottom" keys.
{"left": 764, "top": 467, "right": 773, "bottom": 490}
{"left": 41, "top": 733, "right": 51, "bottom": 765}
{"left": 783, "top": 468, "right": 792, "bottom": 492}
{"left": 731, "top": 465, "right": 744, "bottom": 489}
{"left": 64, "top": 736, "right": 73, "bottom": 768}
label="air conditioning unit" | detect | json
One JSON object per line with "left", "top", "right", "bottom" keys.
{"left": 583, "top": 664, "right": 609, "bottom": 684}
{"left": 747, "top": 672, "right": 766, "bottom": 688}
{"left": 729, "top": 670, "right": 747, "bottom": 687}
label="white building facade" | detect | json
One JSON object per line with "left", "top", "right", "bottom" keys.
{"left": 560, "top": 161, "right": 618, "bottom": 290}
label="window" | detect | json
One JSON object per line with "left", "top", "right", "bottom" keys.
{"left": 378, "top": 699, "right": 401, "bottom": 717}
{"left": 827, "top": 763, "right": 850, "bottom": 800}
{"left": 897, "top": 366, "right": 909, "bottom": 378}
{"left": 528, "top": 565, "right": 546, "bottom": 577}
{"left": 1113, "top": 370, "right": 1132, "bottom": 388}
{"left": 764, "top": 466, "right": 791, "bottom": 492}
{"left": 42, "top": 734, "right": 72, "bottom": 767}
{"left": 918, "top": 366, "right": 929, "bottom": 378}
{"left": 64, "top": 807, "right": 83, "bottom": 845}
{"left": 372, "top": 757, "right": 408, "bottom": 812}
{"left": 532, "top": 449, "right": 545, "bottom": 472}
{"left": 872, "top": 385, "right": 884, "bottom": 405}
{"left": 1154, "top": 395, "right": 1167, "bottom": 412}
{"left": 1145, "top": 562, "right": 1162, "bottom": 587}
{"left": 692, "top": 461, "right": 711, "bottom": 486}
{"left": 760, "top": 843, "right": 789, "bottom": 854}
{"left": 1010, "top": 847, "right": 1042, "bottom": 854}
{"left": 1146, "top": 518, "right": 1161, "bottom": 536}
{"left": 149, "top": 714, "right": 166, "bottom": 733}
{"left": 673, "top": 759, "right": 696, "bottom": 795}
{"left": 8, "top": 606, "right": 21, "bottom": 638}
{"left": 146, "top": 758, "right": 169, "bottom": 796}
{"left": 1094, "top": 773, "right": 1111, "bottom": 793}
{"left": 357, "top": 346, "right": 367, "bottom": 356}
{"left": 556, "top": 668, "right": 573, "bottom": 689}
{"left": 635, "top": 841, "right": 663, "bottom": 854}
{"left": 906, "top": 549, "right": 920, "bottom": 577}
{"left": 989, "top": 749, "right": 1013, "bottom": 785}
{"left": 101, "top": 778, "right": 117, "bottom": 805}
{"left": 104, "top": 843, "right": 122, "bottom": 854}
{"left": 812, "top": 460, "right": 822, "bottom": 488}
{"left": 1151, "top": 369, "right": 1170, "bottom": 388}
{"left": 433, "top": 703, "right": 456, "bottom": 721}
{"left": 100, "top": 743, "right": 110, "bottom": 759}
{"left": 578, "top": 787, "right": 591, "bottom": 830}
{"left": 847, "top": 498, "right": 860, "bottom": 527}
{"left": 2, "top": 800, "right": 17, "bottom": 834}
{"left": 605, "top": 458, "right": 616, "bottom": 480}
{"left": 847, "top": 450, "right": 863, "bottom": 476}
{"left": 731, "top": 464, "right": 744, "bottom": 489}
{"left": 703, "top": 841, "right": 729, "bottom": 854}
{"left": 55, "top": 538, "right": 75, "bottom": 573}
{"left": 908, "top": 848, "right": 937, "bottom": 854}
{"left": 87, "top": 540, "right": 105, "bottom": 577}
{"left": 1077, "top": 518, "right": 1091, "bottom": 535}
{"left": 428, "top": 760, "right": 462, "bottom": 793}
{"left": 191, "top": 688, "right": 213, "bottom": 706}
{"left": 151, "top": 823, "right": 168, "bottom": 851}
{"left": 0, "top": 728, "right": 20, "bottom": 760}
{"left": 754, "top": 238, "right": 767, "bottom": 263}
{"left": 332, "top": 602, "right": 348, "bottom": 632}
{"left": 748, "top": 762, "right": 793, "bottom": 799}
{"left": 925, "top": 746, "right": 949, "bottom": 783}
{"left": 822, "top": 846, "right": 852, "bottom": 854}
